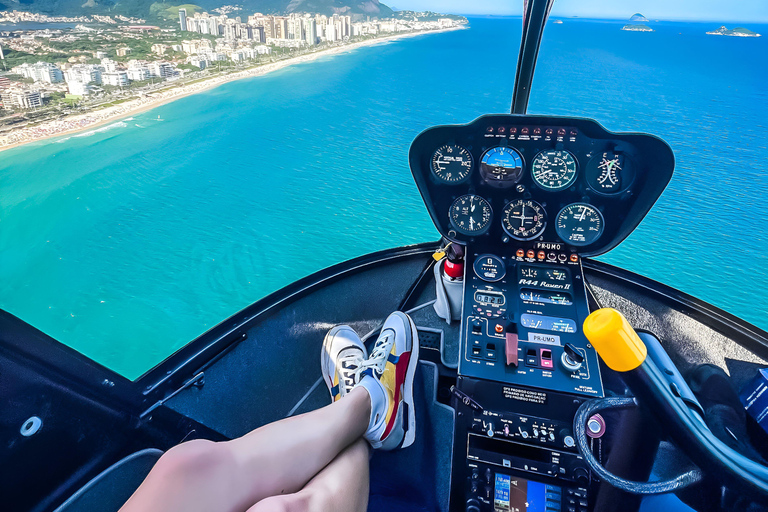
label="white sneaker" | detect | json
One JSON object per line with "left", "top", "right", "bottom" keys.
{"left": 357, "top": 312, "right": 420, "bottom": 450}
{"left": 321, "top": 325, "right": 367, "bottom": 402}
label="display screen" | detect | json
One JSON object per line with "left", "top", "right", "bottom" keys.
{"left": 476, "top": 291, "right": 505, "bottom": 305}
{"left": 493, "top": 473, "right": 562, "bottom": 512}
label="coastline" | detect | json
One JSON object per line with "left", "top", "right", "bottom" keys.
{"left": 0, "top": 26, "right": 463, "bottom": 154}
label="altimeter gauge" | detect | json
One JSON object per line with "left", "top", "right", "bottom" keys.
{"left": 585, "top": 151, "right": 635, "bottom": 194}
{"left": 555, "top": 203, "right": 604, "bottom": 246}
{"left": 502, "top": 199, "right": 546, "bottom": 240}
{"left": 479, "top": 146, "right": 524, "bottom": 188}
{"left": 532, "top": 149, "right": 578, "bottom": 191}
{"left": 449, "top": 194, "right": 493, "bottom": 236}
{"left": 431, "top": 144, "right": 473, "bottom": 183}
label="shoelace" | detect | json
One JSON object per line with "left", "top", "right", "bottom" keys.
{"left": 356, "top": 329, "right": 395, "bottom": 379}
{"left": 338, "top": 351, "right": 364, "bottom": 394}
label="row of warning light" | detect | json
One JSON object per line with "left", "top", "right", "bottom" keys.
{"left": 486, "top": 126, "right": 579, "bottom": 137}
{"left": 516, "top": 248, "right": 579, "bottom": 263}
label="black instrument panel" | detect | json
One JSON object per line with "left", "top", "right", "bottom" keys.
{"left": 408, "top": 115, "right": 675, "bottom": 256}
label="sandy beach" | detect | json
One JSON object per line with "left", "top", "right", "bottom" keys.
{"left": 0, "top": 27, "right": 462, "bottom": 153}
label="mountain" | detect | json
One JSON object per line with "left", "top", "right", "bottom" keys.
{"left": 0, "top": 0, "right": 393, "bottom": 19}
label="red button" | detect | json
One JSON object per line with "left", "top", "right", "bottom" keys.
{"left": 537, "top": 251, "right": 546, "bottom": 260}
{"left": 526, "top": 250, "right": 535, "bottom": 259}
{"left": 516, "top": 249, "right": 525, "bottom": 258}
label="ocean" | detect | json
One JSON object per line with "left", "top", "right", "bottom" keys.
{"left": 1, "top": 17, "right": 766, "bottom": 379}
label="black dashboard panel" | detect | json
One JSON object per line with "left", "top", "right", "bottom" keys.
{"left": 408, "top": 114, "right": 675, "bottom": 257}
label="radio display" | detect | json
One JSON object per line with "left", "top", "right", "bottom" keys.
{"left": 493, "top": 473, "right": 563, "bottom": 512}
{"left": 475, "top": 291, "right": 505, "bottom": 305}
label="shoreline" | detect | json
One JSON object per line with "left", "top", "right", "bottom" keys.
{"left": 0, "top": 26, "right": 463, "bottom": 153}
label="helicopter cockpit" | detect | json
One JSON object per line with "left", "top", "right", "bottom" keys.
{"left": 2, "top": 1, "right": 768, "bottom": 512}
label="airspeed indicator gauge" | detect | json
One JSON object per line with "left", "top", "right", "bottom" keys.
{"left": 431, "top": 144, "right": 473, "bottom": 184}
{"left": 449, "top": 194, "right": 492, "bottom": 237}
{"left": 532, "top": 150, "right": 578, "bottom": 191}
{"left": 555, "top": 203, "right": 604, "bottom": 246}
{"left": 479, "top": 147, "right": 524, "bottom": 188}
{"left": 502, "top": 199, "right": 546, "bottom": 240}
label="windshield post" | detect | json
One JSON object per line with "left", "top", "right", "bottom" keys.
{"left": 511, "top": 0, "right": 555, "bottom": 114}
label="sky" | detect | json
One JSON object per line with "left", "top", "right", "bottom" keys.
{"left": 393, "top": 0, "right": 768, "bottom": 23}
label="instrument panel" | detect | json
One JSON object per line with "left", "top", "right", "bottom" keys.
{"left": 409, "top": 115, "right": 674, "bottom": 256}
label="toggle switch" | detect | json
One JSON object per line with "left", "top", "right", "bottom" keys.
{"left": 505, "top": 324, "right": 519, "bottom": 367}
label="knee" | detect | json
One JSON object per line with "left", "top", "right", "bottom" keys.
{"left": 152, "top": 439, "right": 230, "bottom": 482}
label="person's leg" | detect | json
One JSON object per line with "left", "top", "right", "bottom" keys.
{"left": 119, "top": 386, "right": 370, "bottom": 512}
{"left": 246, "top": 438, "right": 370, "bottom": 512}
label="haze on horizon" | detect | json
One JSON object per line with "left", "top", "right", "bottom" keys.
{"left": 394, "top": 0, "right": 768, "bottom": 23}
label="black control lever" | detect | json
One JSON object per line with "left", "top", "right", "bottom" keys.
{"left": 564, "top": 343, "right": 584, "bottom": 364}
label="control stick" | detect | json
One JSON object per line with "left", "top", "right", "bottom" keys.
{"left": 582, "top": 308, "right": 768, "bottom": 498}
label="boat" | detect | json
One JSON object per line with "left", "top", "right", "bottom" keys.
{"left": 3, "top": 1, "right": 767, "bottom": 511}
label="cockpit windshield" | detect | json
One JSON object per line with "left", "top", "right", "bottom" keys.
{"left": 0, "top": 2, "right": 766, "bottom": 380}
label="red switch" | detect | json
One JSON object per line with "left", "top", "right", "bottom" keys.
{"left": 506, "top": 332, "right": 518, "bottom": 367}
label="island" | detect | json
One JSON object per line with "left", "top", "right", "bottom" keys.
{"left": 552, "top": 19, "right": 563, "bottom": 24}
{"left": 629, "top": 13, "right": 649, "bottom": 22}
{"left": 622, "top": 24, "right": 653, "bottom": 32}
{"left": 706, "top": 26, "right": 761, "bottom": 37}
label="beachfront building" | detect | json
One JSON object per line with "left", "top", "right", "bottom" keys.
{"left": 103, "top": 71, "right": 129, "bottom": 87}
{"left": 1, "top": 88, "right": 43, "bottom": 110}
{"left": 12, "top": 62, "right": 64, "bottom": 84}
{"left": 63, "top": 64, "right": 103, "bottom": 86}
{"left": 179, "top": 8, "right": 187, "bottom": 32}
{"left": 149, "top": 62, "right": 176, "bottom": 79}
{"left": 126, "top": 61, "right": 152, "bottom": 81}
{"left": 116, "top": 47, "right": 132, "bottom": 57}
{"left": 67, "top": 81, "right": 92, "bottom": 96}
{"left": 151, "top": 44, "right": 167, "bottom": 56}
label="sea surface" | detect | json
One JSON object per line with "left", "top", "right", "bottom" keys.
{"left": 1, "top": 18, "right": 766, "bottom": 379}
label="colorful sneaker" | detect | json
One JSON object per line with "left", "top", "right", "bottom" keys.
{"left": 357, "top": 311, "right": 420, "bottom": 450}
{"left": 321, "top": 325, "right": 367, "bottom": 402}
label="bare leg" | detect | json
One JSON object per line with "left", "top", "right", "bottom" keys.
{"left": 246, "top": 438, "right": 370, "bottom": 512}
{"left": 120, "top": 387, "right": 371, "bottom": 512}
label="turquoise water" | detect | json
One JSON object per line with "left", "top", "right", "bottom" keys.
{"left": 1, "top": 18, "right": 766, "bottom": 379}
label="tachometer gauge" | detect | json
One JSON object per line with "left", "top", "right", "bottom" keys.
{"left": 502, "top": 199, "right": 546, "bottom": 240}
{"left": 532, "top": 150, "right": 578, "bottom": 191}
{"left": 479, "top": 147, "right": 524, "bottom": 188}
{"left": 555, "top": 203, "right": 604, "bottom": 246}
{"left": 431, "top": 144, "right": 473, "bottom": 183}
{"left": 449, "top": 194, "right": 492, "bottom": 236}
{"left": 585, "top": 152, "right": 635, "bottom": 194}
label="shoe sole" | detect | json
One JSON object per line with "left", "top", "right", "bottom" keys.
{"left": 321, "top": 325, "right": 347, "bottom": 402}
{"left": 397, "top": 311, "right": 420, "bottom": 449}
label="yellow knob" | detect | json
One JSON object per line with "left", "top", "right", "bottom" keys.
{"left": 583, "top": 308, "right": 647, "bottom": 372}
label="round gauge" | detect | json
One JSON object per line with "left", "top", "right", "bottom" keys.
{"left": 473, "top": 254, "right": 506, "bottom": 282}
{"left": 585, "top": 152, "right": 635, "bottom": 194}
{"left": 431, "top": 144, "right": 473, "bottom": 184}
{"left": 502, "top": 199, "right": 547, "bottom": 241}
{"left": 479, "top": 147, "right": 524, "bottom": 188}
{"left": 531, "top": 150, "right": 578, "bottom": 191}
{"left": 555, "top": 203, "right": 605, "bottom": 246}
{"left": 449, "top": 194, "right": 493, "bottom": 236}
